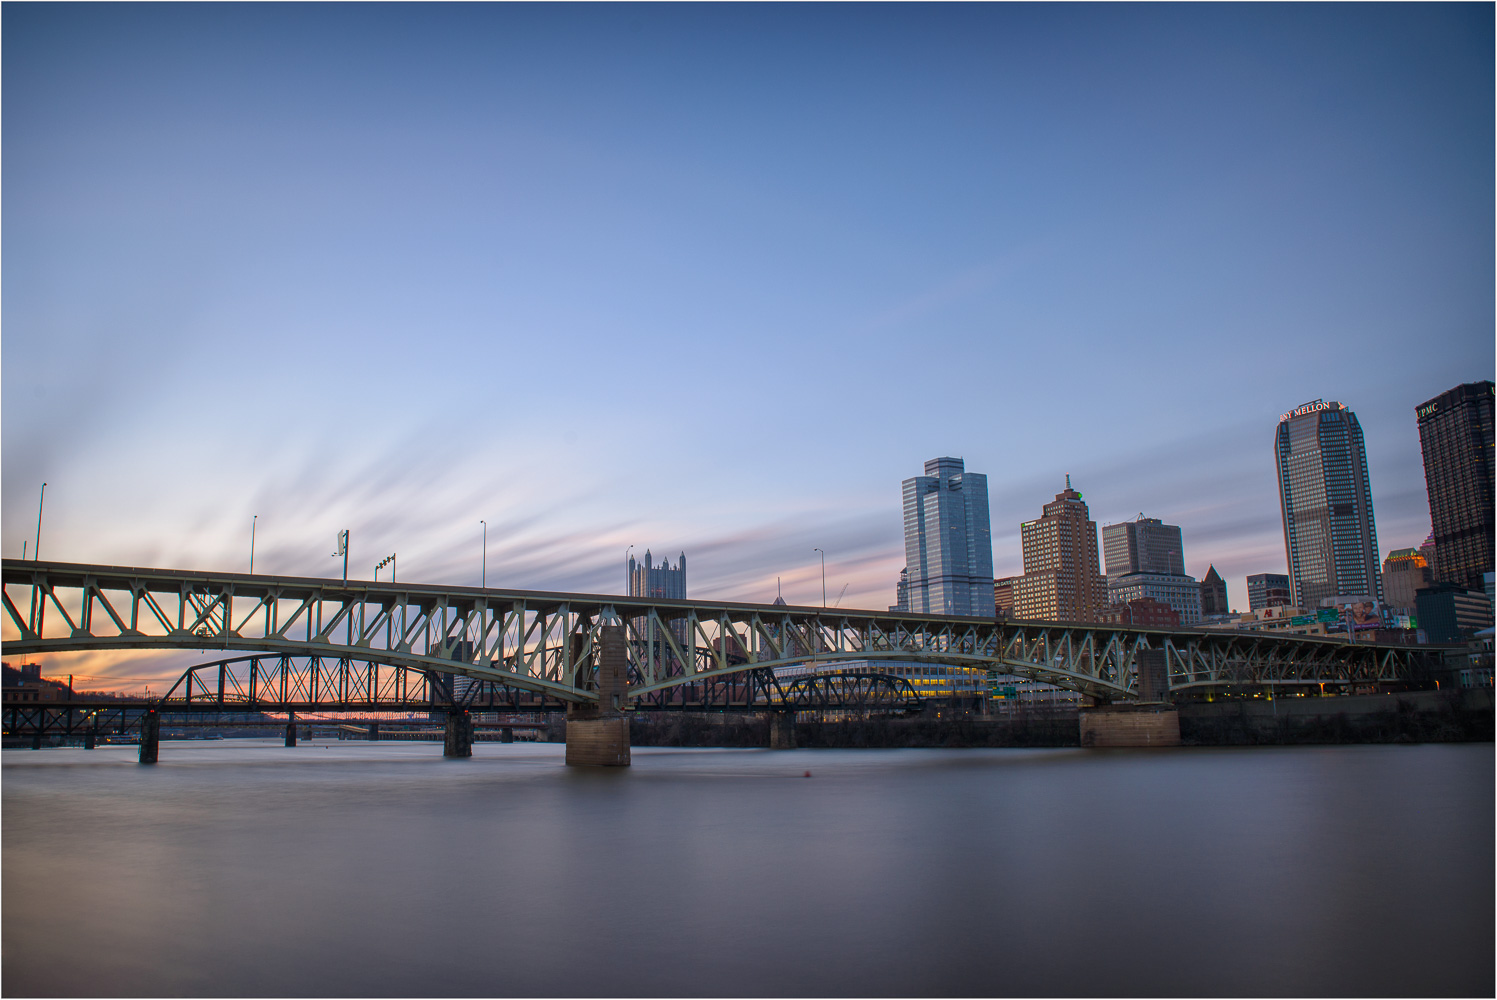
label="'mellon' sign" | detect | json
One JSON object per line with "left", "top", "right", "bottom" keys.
{"left": 1279, "top": 399, "right": 1336, "bottom": 422}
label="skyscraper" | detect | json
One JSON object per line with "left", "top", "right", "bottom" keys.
{"left": 897, "top": 457, "right": 994, "bottom": 616}
{"left": 1416, "top": 381, "right": 1495, "bottom": 592}
{"left": 1275, "top": 399, "right": 1383, "bottom": 609}
{"left": 1101, "top": 515, "right": 1201, "bottom": 624}
{"left": 1102, "top": 516, "right": 1185, "bottom": 579}
{"left": 1014, "top": 477, "right": 1106, "bottom": 622}
{"left": 628, "top": 550, "right": 686, "bottom": 600}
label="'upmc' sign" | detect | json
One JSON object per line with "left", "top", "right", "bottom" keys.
{"left": 1279, "top": 399, "right": 1334, "bottom": 422}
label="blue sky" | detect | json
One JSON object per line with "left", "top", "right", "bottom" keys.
{"left": 4, "top": 4, "right": 1492, "bottom": 688}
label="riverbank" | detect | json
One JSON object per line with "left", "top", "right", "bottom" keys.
{"left": 624, "top": 689, "right": 1494, "bottom": 748}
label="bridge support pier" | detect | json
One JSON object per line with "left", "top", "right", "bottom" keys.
{"left": 369, "top": 722, "right": 380, "bottom": 741}
{"left": 84, "top": 723, "right": 97, "bottom": 750}
{"left": 284, "top": 711, "right": 297, "bottom": 747}
{"left": 769, "top": 711, "right": 797, "bottom": 750}
{"left": 1079, "top": 704, "right": 1180, "bottom": 748}
{"left": 500, "top": 726, "right": 514, "bottom": 743}
{"left": 444, "top": 710, "right": 474, "bottom": 758}
{"left": 139, "top": 710, "right": 160, "bottom": 764}
{"left": 565, "top": 624, "right": 630, "bottom": 767}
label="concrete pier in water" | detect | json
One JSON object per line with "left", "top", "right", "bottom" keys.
{"left": 565, "top": 624, "right": 630, "bottom": 766}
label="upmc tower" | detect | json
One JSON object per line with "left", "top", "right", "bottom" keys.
{"left": 1275, "top": 399, "right": 1383, "bottom": 609}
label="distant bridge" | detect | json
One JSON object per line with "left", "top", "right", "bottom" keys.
{"left": 2, "top": 560, "right": 1438, "bottom": 707}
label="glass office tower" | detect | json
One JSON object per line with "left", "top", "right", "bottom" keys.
{"left": 1275, "top": 400, "right": 1383, "bottom": 609}
{"left": 1416, "top": 381, "right": 1495, "bottom": 592}
{"left": 899, "top": 457, "right": 994, "bottom": 616}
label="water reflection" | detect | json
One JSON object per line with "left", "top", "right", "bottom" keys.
{"left": 4, "top": 742, "right": 1492, "bottom": 997}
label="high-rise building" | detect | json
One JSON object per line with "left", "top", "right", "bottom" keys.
{"left": 628, "top": 550, "right": 687, "bottom": 660}
{"left": 1102, "top": 516, "right": 1185, "bottom": 579}
{"left": 1275, "top": 399, "right": 1383, "bottom": 609}
{"left": 1380, "top": 549, "right": 1433, "bottom": 613}
{"left": 1416, "top": 381, "right": 1495, "bottom": 592}
{"left": 628, "top": 550, "right": 686, "bottom": 600}
{"left": 1246, "top": 572, "right": 1291, "bottom": 611}
{"left": 1101, "top": 515, "right": 1200, "bottom": 624}
{"left": 1014, "top": 477, "right": 1106, "bottom": 622}
{"left": 898, "top": 457, "right": 994, "bottom": 616}
{"left": 1200, "top": 565, "right": 1229, "bottom": 615}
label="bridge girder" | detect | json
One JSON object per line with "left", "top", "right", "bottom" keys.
{"left": 3, "top": 560, "right": 1435, "bottom": 703}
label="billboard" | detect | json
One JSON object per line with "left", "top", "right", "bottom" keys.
{"left": 1327, "top": 600, "right": 1383, "bottom": 632}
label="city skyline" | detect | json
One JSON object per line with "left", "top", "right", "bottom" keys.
{"left": 3, "top": 4, "right": 1492, "bottom": 688}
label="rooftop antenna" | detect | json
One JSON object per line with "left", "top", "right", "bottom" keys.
{"left": 777, "top": 577, "right": 782, "bottom": 599}
{"left": 1065, "top": 474, "right": 1072, "bottom": 490}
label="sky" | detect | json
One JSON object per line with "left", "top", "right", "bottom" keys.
{"left": 4, "top": 4, "right": 1493, "bottom": 690}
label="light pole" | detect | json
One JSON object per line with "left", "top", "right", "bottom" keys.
{"left": 480, "top": 520, "right": 487, "bottom": 588}
{"left": 249, "top": 515, "right": 257, "bottom": 574}
{"left": 813, "top": 548, "right": 826, "bottom": 607}
{"left": 625, "top": 544, "right": 634, "bottom": 595}
{"left": 333, "top": 530, "right": 348, "bottom": 584}
{"left": 34, "top": 483, "right": 46, "bottom": 561}
{"left": 376, "top": 553, "right": 396, "bottom": 582}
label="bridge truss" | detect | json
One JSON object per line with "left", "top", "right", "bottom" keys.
{"left": 3, "top": 560, "right": 1439, "bottom": 705}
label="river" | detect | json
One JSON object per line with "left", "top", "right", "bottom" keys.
{"left": 4, "top": 741, "right": 1492, "bottom": 997}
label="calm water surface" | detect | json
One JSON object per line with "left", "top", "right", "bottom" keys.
{"left": 4, "top": 741, "right": 1492, "bottom": 997}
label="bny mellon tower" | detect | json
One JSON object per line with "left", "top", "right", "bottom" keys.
{"left": 897, "top": 457, "right": 994, "bottom": 616}
{"left": 1275, "top": 399, "right": 1383, "bottom": 608}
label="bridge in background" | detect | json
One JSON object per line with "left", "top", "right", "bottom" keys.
{"left": 3, "top": 559, "right": 1446, "bottom": 760}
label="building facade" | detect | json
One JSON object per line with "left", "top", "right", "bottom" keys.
{"left": 628, "top": 550, "right": 686, "bottom": 600}
{"left": 1246, "top": 572, "right": 1292, "bottom": 611}
{"left": 1014, "top": 477, "right": 1106, "bottom": 623}
{"left": 897, "top": 457, "right": 994, "bottom": 616}
{"left": 1380, "top": 549, "right": 1433, "bottom": 613}
{"left": 993, "top": 575, "right": 1020, "bottom": 618}
{"left": 1417, "top": 381, "right": 1495, "bottom": 592}
{"left": 1102, "top": 516, "right": 1185, "bottom": 578}
{"left": 1275, "top": 399, "right": 1383, "bottom": 609}
{"left": 1099, "top": 597, "right": 1181, "bottom": 628}
{"left": 1101, "top": 515, "right": 1199, "bottom": 623}
{"left": 1200, "top": 565, "right": 1229, "bottom": 615}
{"left": 1108, "top": 571, "right": 1202, "bottom": 624}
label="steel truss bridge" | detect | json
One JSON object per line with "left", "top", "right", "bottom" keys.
{"left": 2, "top": 560, "right": 1440, "bottom": 713}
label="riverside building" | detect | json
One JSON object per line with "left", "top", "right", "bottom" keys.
{"left": 1416, "top": 381, "right": 1495, "bottom": 593}
{"left": 895, "top": 457, "right": 994, "bottom": 616}
{"left": 1275, "top": 399, "right": 1383, "bottom": 609}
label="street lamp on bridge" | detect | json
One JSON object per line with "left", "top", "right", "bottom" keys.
{"left": 480, "top": 520, "right": 487, "bottom": 589}
{"left": 813, "top": 548, "right": 826, "bottom": 607}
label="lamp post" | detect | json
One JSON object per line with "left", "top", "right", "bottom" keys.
{"left": 34, "top": 483, "right": 46, "bottom": 561}
{"left": 480, "top": 520, "right": 487, "bottom": 589}
{"left": 625, "top": 544, "right": 634, "bottom": 595}
{"left": 813, "top": 548, "right": 826, "bottom": 607}
{"left": 249, "top": 515, "right": 257, "bottom": 574}
{"left": 333, "top": 530, "right": 348, "bottom": 584}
